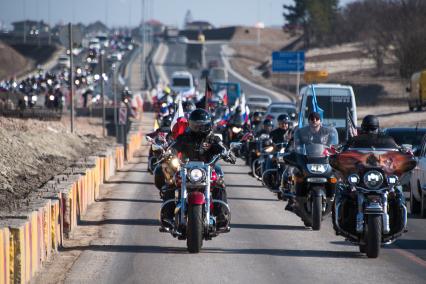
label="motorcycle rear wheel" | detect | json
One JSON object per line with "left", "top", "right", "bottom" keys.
{"left": 366, "top": 214, "right": 382, "bottom": 258}
{"left": 311, "top": 195, "right": 322, "bottom": 231}
{"left": 187, "top": 205, "right": 203, "bottom": 253}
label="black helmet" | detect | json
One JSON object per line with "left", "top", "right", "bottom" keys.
{"left": 263, "top": 119, "right": 273, "bottom": 127}
{"left": 160, "top": 115, "right": 172, "bottom": 131}
{"left": 277, "top": 114, "right": 290, "bottom": 123}
{"left": 183, "top": 101, "right": 196, "bottom": 113}
{"left": 188, "top": 108, "right": 212, "bottom": 136}
{"left": 361, "top": 115, "right": 379, "bottom": 133}
{"left": 253, "top": 111, "right": 262, "bottom": 121}
{"left": 235, "top": 106, "right": 242, "bottom": 114}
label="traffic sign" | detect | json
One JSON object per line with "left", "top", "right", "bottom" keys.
{"left": 119, "top": 107, "right": 127, "bottom": 125}
{"left": 272, "top": 51, "right": 305, "bottom": 73}
{"left": 304, "top": 70, "right": 328, "bottom": 83}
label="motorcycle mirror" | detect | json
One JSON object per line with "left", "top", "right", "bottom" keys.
{"left": 145, "top": 136, "right": 154, "bottom": 142}
{"left": 152, "top": 143, "right": 164, "bottom": 152}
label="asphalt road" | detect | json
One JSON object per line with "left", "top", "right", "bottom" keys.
{"left": 60, "top": 42, "right": 426, "bottom": 283}
{"left": 63, "top": 113, "right": 426, "bottom": 284}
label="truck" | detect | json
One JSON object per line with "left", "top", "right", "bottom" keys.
{"left": 407, "top": 70, "right": 426, "bottom": 111}
{"left": 186, "top": 43, "right": 205, "bottom": 69}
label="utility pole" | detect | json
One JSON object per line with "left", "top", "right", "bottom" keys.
{"left": 100, "top": 50, "right": 106, "bottom": 137}
{"left": 141, "top": 0, "right": 145, "bottom": 89}
{"left": 68, "top": 23, "right": 74, "bottom": 133}
{"left": 48, "top": 0, "right": 51, "bottom": 45}
{"left": 112, "top": 63, "right": 118, "bottom": 141}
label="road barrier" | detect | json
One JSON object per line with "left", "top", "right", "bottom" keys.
{"left": 0, "top": 118, "right": 144, "bottom": 283}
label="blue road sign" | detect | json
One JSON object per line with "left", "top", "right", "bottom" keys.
{"left": 272, "top": 51, "right": 305, "bottom": 73}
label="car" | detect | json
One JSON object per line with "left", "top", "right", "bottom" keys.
{"left": 264, "top": 102, "right": 297, "bottom": 126}
{"left": 409, "top": 133, "right": 426, "bottom": 217}
{"left": 384, "top": 127, "right": 426, "bottom": 155}
{"left": 177, "top": 36, "right": 189, "bottom": 44}
{"left": 88, "top": 38, "right": 101, "bottom": 51}
{"left": 246, "top": 95, "right": 272, "bottom": 111}
{"left": 171, "top": 71, "right": 196, "bottom": 99}
{"left": 58, "top": 55, "right": 70, "bottom": 68}
{"left": 209, "top": 67, "right": 228, "bottom": 82}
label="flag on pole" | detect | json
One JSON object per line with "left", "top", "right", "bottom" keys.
{"left": 171, "top": 93, "right": 184, "bottom": 130}
{"left": 345, "top": 107, "right": 358, "bottom": 141}
{"left": 205, "top": 78, "right": 213, "bottom": 110}
{"left": 239, "top": 95, "right": 249, "bottom": 123}
{"left": 311, "top": 85, "right": 324, "bottom": 120}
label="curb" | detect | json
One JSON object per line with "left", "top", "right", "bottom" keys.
{"left": 0, "top": 119, "right": 145, "bottom": 284}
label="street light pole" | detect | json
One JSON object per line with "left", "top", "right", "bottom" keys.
{"left": 112, "top": 63, "right": 118, "bottom": 141}
{"left": 141, "top": 0, "right": 145, "bottom": 89}
{"left": 68, "top": 23, "right": 74, "bottom": 133}
{"left": 100, "top": 50, "right": 106, "bottom": 137}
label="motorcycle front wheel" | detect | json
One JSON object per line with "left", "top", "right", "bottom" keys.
{"left": 366, "top": 214, "right": 382, "bottom": 258}
{"left": 311, "top": 195, "right": 322, "bottom": 231}
{"left": 187, "top": 204, "right": 203, "bottom": 253}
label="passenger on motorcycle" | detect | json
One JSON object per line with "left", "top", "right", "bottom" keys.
{"left": 250, "top": 111, "right": 263, "bottom": 132}
{"left": 168, "top": 109, "right": 233, "bottom": 227}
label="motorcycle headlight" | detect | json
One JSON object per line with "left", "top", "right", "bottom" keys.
{"left": 307, "top": 164, "right": 328, "bottom": 174}
{"left": 189, "top": 168, "right": 205, "bottom": 183}
{"left": 347, "top": 174, "right": 360, "bottom": 185}
{"left": 24, "top": 96, "right": 28, "bottom": 102}
{"left": 49, "top": 95, "right": 55, "bottom": 101}
{"left": 171, "top": 157, "right": 180, "bottom": 169}
{"left": 31, "top": 95, "right": 37, "bottom": 102}
{"left": 363, "top": 170, "right": 383, "bottom": 189}
{"left": 387, "top": 175, "right": 398, "bottom": 185}
{"left": 232, "top": 127, "right": 242, "bottom": 134}
{"left": 264, "top": 146, "right": 274, "bottom": 153}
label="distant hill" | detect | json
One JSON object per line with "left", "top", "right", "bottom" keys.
{"left": 0, "top": 41, "right": 29, "bottom": 80}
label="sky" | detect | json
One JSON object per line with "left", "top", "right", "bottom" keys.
{"left": 0, "top": 0, "right": 356, "bottom": 29}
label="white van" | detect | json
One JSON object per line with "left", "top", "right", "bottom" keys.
{"left": 298, "top": 84, "right": 357, "bottom": 128}
{"left": 171, "top": 71, "right": 196, "bottom": 99}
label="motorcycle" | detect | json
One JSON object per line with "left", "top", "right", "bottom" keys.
{"left": 146, "top": 133, "right": 169, "bottom": 174}
{"left": 159, "top": 143, "right": 237, "bottom": 253}
{"left": 262, "top": 142, "right": 288, "bottom": 194}
{"left": 283, "top": 143, "right": 336, "bottom": 230}
{"left": 330, "top": 148, "right": 416, "bottom": 258}
{"left": 251, "top": 134, "right": 273, "bottom": 180}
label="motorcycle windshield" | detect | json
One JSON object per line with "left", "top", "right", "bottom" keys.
{"left": 330, "top": 149, "right": 416, "bottom": 176}
{"left": 296, "top": 143, "right": 328, "bottom": 158}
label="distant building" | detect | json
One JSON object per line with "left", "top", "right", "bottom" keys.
{"left": 185, "top": 21, "right": 214, "bottom": 31}
{"left": 12, "top": 20, "right": 50, "bottom": 35}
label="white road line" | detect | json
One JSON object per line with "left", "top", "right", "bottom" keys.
{"left": 153, "top": 42, "right": 169, "bottom": 85}
{"left": 220, "top": 44, "right": 294, "bottom": 103}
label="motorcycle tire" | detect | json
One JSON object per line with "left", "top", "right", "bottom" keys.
{"left": 366, "top": 214, "right": 382, "bottom": 258}
{"left": 311, "top": 195, "right": 322, "bottom": 231}
{"left": 187, "top": 204, "right": 203, "bottom": 253}
{"left": 359, "top": 244, "right": 366, "bottom": 253}
{"left": 410, "top": 182, "right": 421, "bottom": 214}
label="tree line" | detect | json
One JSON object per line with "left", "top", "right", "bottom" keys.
{"left": 283, "top": 0, "right": 426, "bottom": 78}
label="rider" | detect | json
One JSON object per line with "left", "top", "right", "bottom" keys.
{"left": 345, "top": 115, "right": 399, "bottom": 149}
{"left": 270, "top": 114, "right": 292, "bottom": 145}
{"left": 169, "top": 108, "right": 234, "bottom": 227}
{"left": 286, "top": 112, "right": 339, "bottom": 212}
{"left": 256, "top": 119, "right": 273, "bottom": 137}
{"left": 251, "top": 111, "right": 263, "bottom": 132}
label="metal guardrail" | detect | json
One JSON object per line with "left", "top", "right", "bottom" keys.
{"left": 0, "top": 108, "right": 62, "bottom": 120}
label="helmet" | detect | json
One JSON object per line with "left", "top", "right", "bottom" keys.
{"left": 361, "top": 115, "right": 379, "bottom": 133}
{"left": 235, "top": 106, "right": 242, "bottom": 114}
{"left": 229, "top": 115, "right": 244, "bottom": 127}
{"left": 188, "top": 108, "right": 212, "bottom": 136}
{"left": 160, "top": 115, "right": 172, "bottom": 131}
{"left": 183, "top": 101, "right": 196, "bottom": 113}
{"left": 277, "top": 114, "right": 290, "bottom": 123}
{"left": 263, "top": 119, "right": 273, "bottom": 127}
{"left": 253, "top": 111, "right": 262, "bottom": 121}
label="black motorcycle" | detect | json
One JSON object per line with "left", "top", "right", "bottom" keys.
{"left": 330, "top": 148, "right": 416, "bottom": 258}
{"left": 262, "top": 142, "right": 288, "bottom": 194}
{"left": 283, "top": 143, "right": 337, "bottom": 230}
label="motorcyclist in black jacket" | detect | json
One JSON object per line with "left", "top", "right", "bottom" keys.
{"left": 345, "top": 115, "right": 399, "bottom": 149}
{"left": 256, "top": 119, "right": 273, "bottom": 136}
{"left": 270, "top": 114, "right": 292, "bottom": 145}
{"left": 170, "top": 108, "right": 235, "bottom": 226}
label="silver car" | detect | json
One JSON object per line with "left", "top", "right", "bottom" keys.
{"left": 246, "top": 95, "right": 272, "bottom": 111}
{"left": 264, "top": 102, "right": 297, "bottom": 126}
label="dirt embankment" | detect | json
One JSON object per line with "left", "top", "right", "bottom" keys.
{"left": 0, "top": 41, "right": 31, "bottom": 80}
{"left": 229, "top": 27, "right": 426, "bottom": 127}
{"left": 0, "top": 117, "right": 113, "bottom": 211}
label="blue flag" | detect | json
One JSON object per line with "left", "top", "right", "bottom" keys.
{"left": 311, "top": 85, "right": 324, "bottom": 120}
